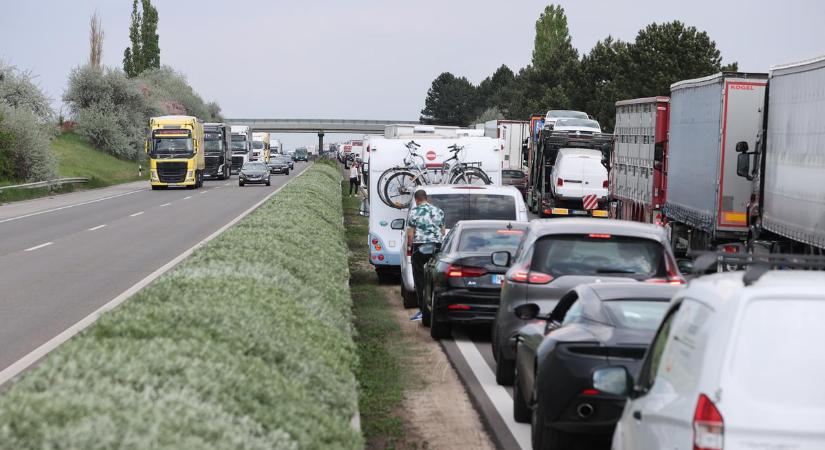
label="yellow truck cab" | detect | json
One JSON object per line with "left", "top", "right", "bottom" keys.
{"left": 147, "top": 115, "right": 205, "bottom": 190}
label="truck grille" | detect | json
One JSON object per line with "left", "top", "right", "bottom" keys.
{"left": 231, "top": 155, "right": 245, "bottom": 171}
{"left": 157, "top": 162, "right": 187, "bottom": 183}
{"left": 205, "top": 156, "right": 220, "bottom": 173}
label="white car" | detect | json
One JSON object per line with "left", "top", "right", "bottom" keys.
{"left": 603, "top": 264, "right": 825, "bottom": 450}
{"left": 552, "top": 117, "right": 602, "bottom": 134}
{"left": 549, "top": 148, "right": 608, "bottom": 209}
{"left": 399, "top": 184, "right": 528, "bottom": 307}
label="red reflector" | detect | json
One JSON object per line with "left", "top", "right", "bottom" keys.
{"left": 447, "top": 265, "right": 487, "bottom": 278}
{"left": 543, "top": 209, "right": 552, "bottom": 215}
{"left": 371, "top": 239, "right": 379, "bottom": 246}
{"left": 581, "top": 388, "right": 599, "bottom": 396}
{"left": 603, "top": 180, "right": 609, "bottom": 188}
{"left": 588, "top": 233, "right": 612, "bottom": 239}
{"left": 377, "top": 254, "right": 385, "bottom": 261}
{"left": 556, "top": 177, "right": 564, "bottom": 187}
{"left": 447, "top": 304, "right": 471, "bottom": 310}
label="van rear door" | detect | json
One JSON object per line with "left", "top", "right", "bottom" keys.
{"left": 581, "top": 156, "right": 608, "bottom": 198}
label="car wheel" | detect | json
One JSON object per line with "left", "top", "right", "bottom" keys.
{"left": 532, "top": 398, "right": 576, "bottom": 450}
{"left": 422, "top": 289, "right": 433, "bottom": 327}
{"left": 495, "top": 355, "right": 515, "bottom": 386}
{"left": 239, "top": 181, "right": 244, "bottom": 187}
{"left": 430, "top": 316, "right": 450, "bottom": 340}
{"left": 266, "top": 178, "right": 271, "bottom": 186}
{"left": 513, "top": 364, "right": 531, "bottom": 423}
{"left": 285, "top": 170, "right": 289, "bottom": 175}
{"left": 402, "top": 286, "right": 418, "bottom": 309}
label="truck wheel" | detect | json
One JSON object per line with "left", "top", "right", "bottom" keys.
{"left": 151, "top": 185, "right": 160, "bottom": 191}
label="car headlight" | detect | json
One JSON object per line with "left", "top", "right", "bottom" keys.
{"left": 150, "top": 170, "right": 158, "bottom": 181}
{"left": 187, "top": 170, "right": 194, "bottom": 180}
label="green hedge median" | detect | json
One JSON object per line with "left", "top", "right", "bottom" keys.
{"left": 0, "top": 162, "right": 362, "bottom": 449}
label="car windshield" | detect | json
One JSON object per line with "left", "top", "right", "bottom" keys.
{"left": 502, "top": 170, "right": 525, "bottom": 178}
{"left": 547, "top": 110, "right": 589, "bottom": 119}
{"left": 428, "top": 194, "right": 517, "bottom": 228}
{"left": 204, "top": 139, "right": 222, "bottom": 152}
{"left": 555, "top": 118, "right": 601, "bottom": 130}
{"left": 252, "top": 141, "right": 264, "bottom": 150}
{"left": 243, "top": 163, "right": 266, "bottom": 170}
{"left": 603, "top": 300, "right": 670, "bottom": 331}
{"left": 532, "top": 234, "right": 665, "bottom": 279}
{"left": 457, "top": 228, "right": 525, "bottom": 253}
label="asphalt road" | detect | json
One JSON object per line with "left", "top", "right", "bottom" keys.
{"left": 0, "top": 163, "right": 309, "bottom": 375}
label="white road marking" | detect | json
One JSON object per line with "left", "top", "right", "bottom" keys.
{"left": 183, "top": 196, "right": 192, "bottom": 200}
{"left": 24, "top": 242, "right": 53, "bottom": 252}
{"left": 0, "top": 164, "right": 313, "bottom": 387}
{"left": 0, "top": 188, "right": 145, "bottom": 224}
{"left": 224, "top": 182, "right": 230, "bottom": 186}
{"left": 453, "top": 330, "right": 531, "bottom": 450}
{"left": 200, "top": 190, "right": 208, "bottom": 194}
{"left": 88, "top": 224, "right": 106, "bottom": 231}
{"left": 129, "top": 211, "right": 144, "bottom": 217}
{"left": 159, "top": 203, "right": 170, "bottom": 207}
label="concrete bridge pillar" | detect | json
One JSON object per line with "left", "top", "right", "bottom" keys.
{"left": 318, "top": 131, "right": 324, "bottom": 156}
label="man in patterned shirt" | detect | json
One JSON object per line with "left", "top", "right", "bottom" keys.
{"left": 406, "top": 189, "right": 445, "bottom": 321}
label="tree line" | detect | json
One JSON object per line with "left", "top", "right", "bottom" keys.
{"left": 420, "top": 4, "right": 738, "bottom": 131}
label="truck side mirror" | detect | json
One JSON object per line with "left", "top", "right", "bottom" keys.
{"left": 735, "top": 141, "right": 749, "bottom": 153}
{"left": 736, "top": 152, "right": 751, "bottom": 179}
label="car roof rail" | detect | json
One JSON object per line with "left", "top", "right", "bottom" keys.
{"left": 692, "top": 252, "right": 825, "bottom": 285}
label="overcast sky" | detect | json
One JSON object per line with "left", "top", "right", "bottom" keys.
{"left": 3, "top": 0, "right": 824, "bottom": 148}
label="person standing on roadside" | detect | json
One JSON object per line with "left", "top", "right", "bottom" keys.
{"left": 406, "top": 189, "right": 445, "bottom": 321}
{"left": 348, "top": 161, "right": 360, "bottom": 196}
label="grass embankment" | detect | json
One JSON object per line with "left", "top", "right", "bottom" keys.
{"left": 0, "top": 132, "right": 146, "bottom": 203}
{"left": 0, "top": 161, "right": 362, "bottom": 449}
{"left": 344, "top": 184, "right": 409, "bottom": 448}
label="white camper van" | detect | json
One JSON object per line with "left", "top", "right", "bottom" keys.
{"left": 365, "top": 130, "right": 503, "bottom": 283}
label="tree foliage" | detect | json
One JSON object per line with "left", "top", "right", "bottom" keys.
{"left": 89, "top": 11, "right": 104, "bottom": 69}
{"left": 123, "top": 0, "right": 159, "bottom": 77}
{"left": 419, "top": 72, "right": 478, "bottom": 126}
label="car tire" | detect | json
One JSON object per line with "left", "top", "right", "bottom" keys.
{"left": 430, "top": 317, "right": 450, "bottom": 340}
{"left": 496, "top": 356, "right": 515, "bottom": 386}
{"left": 285, "top": 170, "right": 289, "bottom": 175}
{"left": 422, "top": 289, "right": 434, "bottom": 327}
{"left": 513, "top": 364, "right": 531, "bottom": 423}
{"left": 239, "top": 181, "right": 244, "bottom": 187}
{"left": 266, "top": 179, "right": 271, "bottom": 186}
{"left": 402, "top": 286, "right": 418, "bottom": 309}
{"left": 532, "top": 401, "right": 575, "bottom": 450}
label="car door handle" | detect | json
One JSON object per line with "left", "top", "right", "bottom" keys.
{"left": 632, "top": 410, "right": 642, "bottom": 421}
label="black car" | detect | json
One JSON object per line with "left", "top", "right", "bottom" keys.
{"left": 512, "top": 282, "right": 681, "bottom": 450}
{"left": 421, "top": 220, "right": 528, "bottom": 339}
{"left": 267, "top": 157, "right": 291, "bottom": 175}
{"left": 238, "top": 162, "right": 271, "bottom": 186}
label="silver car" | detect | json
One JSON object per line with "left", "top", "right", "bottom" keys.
{"left": 490, "top": 218, "right": 683, "bottom": 385}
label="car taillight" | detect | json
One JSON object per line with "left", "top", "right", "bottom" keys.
{"left": 506, "top": 266, "right": 553, "bottom": 284}
{"left": 447, "top": 265, "right": 487, "bottom": 278}
{"left": 722, "top": 245, "right": 739, "bottom": 254}
{"left": 556, "top": 177, "right": 564, "bottom": 187}
{"left": 603, "top": 179, "right": 609, "bottom": 188}
{"left": 693, "top": 394, "right": 724, "bottom": 450}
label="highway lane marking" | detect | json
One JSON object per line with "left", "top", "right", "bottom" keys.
{"left": 24, "top": 242, "right": 53, "bottom": 252}
{"left": 129, "top": 211, "right": 144, "bottom": 217}
{"left": 183, "top": 196, "right": 192, "bottom": 200}
{"left": 88, "top": 224, "right": 106, "bottom": 231}
{"left": 0, "top": 163, "right": 313, "bottom": 388}
{"left": 200, "top": 190, "right": 208, "bottom": 194}
{"left": 224, "top": 182, "right": 230, "bottom": 186}
{"left": 159, "top": 203, "right": 170, "bottom": 207}
{"left": 0, "top": 188, "right": 146, "bottom": 224}
{"left": 453, "top": 330, "right": 531, "bottom": 450}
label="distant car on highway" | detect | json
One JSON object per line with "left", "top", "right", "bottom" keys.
{"left": 610, "top": 257, "right": 825, "bottom": 450}
{"left": 491, "top": 218, "right": 683, "bottom": 386}
{"left": 267, "top": 156, "right": 291, "bottom": 175}
{"left": 420, "top": 220, "right": 529, "bottom": 339}
{"left": 502, "top": 169, "right": 528, "bottom": 198}
{"left": 293, "top": 147, "right": 308, "bottom": 162}
{"left": 512, "top": 282, "right": 681, "bottom": 450}
{"left": 238, "top": 162, "right": 271, "bottom": 187}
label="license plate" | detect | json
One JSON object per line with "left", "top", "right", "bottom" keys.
{"left": 491, "top": 275, "right": 503, "bottom": 285}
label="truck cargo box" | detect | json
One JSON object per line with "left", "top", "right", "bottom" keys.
{"left": 762, "top": 56, "right": 825, "bottom": 249}
{"left": 664, "top": 73, "right": 766, "bottom": 236}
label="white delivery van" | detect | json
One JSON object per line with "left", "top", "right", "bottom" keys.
{"left": 365, "top": 133, "right": 502, "bottom": 284}
{"left": 398, "top": 184, "right": 529, "bottom": 307}
{"left": 549, "top": 148, "right": 608, "bottom": 214}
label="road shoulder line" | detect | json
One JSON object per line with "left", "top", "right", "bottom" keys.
{"left": 0, "top": 165, "right": 311, "bottom": 388}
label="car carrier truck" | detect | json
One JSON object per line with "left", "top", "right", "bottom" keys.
{"left": 609, "top": 97, "right": 670, "bottom": 225}
{"left": 203, "top": 123, "right": 231, "bottom": 180}
{"left": 663, "top": 72, "right": 767, "bottom": 256}
{"left": 147, "top": 115, "right": 205, "bottom": 190}
{"left": 735, "top": 55, "right": 825, "bottom": 254}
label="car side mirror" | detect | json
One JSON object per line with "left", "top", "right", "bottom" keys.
{"left": 676, "top": 258, "right": 694, "bottom": 275}
{"left": 514, "top": 303, "right": 540, "bottom": 320}
{"left": 491, "top": 251, "right": 511, "bottom": 267}
{"left": 592, "top": 366, "right": 633, "bottom": 397}
{"left": 390, "top": 219, "right": 405, "bottom": 230}
{"left": 735, "top": 141, "right": 749, "bottom": 153}
{"left": 736, "top": 152, "right": 751, "bottom": 179}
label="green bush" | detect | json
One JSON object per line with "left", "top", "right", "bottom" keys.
{"left": 0, "top": 163, "right": 362, "bottom": 450}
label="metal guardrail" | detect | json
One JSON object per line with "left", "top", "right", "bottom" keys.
{"left": 0, "top": 177, "right": 89, "bottom": 193}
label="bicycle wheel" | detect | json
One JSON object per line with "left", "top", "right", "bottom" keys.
{"left": 451, "top": 168, "right": 491, "bottom": 185}
{"left": 383, "top": 170, "right": 420, "bottom": 209}
{"left": 376, "top": 168, "right": 398, "bottom": 205}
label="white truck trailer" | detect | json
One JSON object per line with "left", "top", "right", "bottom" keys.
{"left": 475, "top": 120, "right": 529, "bottom": 170}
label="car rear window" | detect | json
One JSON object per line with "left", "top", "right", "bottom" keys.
{"left": 531, "top": 234, "right": 665, "bottom": 278}
{"left": 429, "top": 194, "right": 517, "bottom": 228}
{"left": 730, "top": 298, "right": 825, "bottom": 409}
{"left": 503, "top": 170, "right": 525, "bottom": 178}
{"left": 603, "top": 300, "right": 670, "bottom": 331}
{"left": 457, "top": 228, "right": 525, "bottom": 253}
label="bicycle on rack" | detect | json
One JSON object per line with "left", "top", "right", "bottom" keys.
{"left": 380, "top": 142, "right": 491, "bottom": 209}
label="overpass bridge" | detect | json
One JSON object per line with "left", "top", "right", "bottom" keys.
{"left": 224, "top": 118, "right": 421, "bottom": 150}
